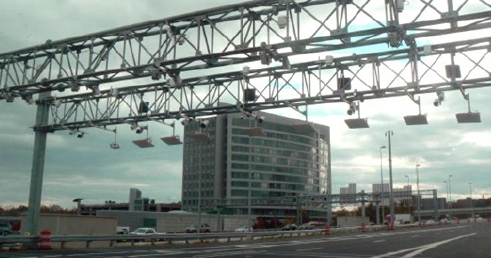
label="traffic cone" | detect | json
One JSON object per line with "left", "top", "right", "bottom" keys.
{"left": 387, "top": 222, "right": 394, "bottom": 230}
{"left": 361, "top": 223, "right": 367, "bottom": 233}
{"left": 324, "top": 225, "right": 330, "bottom": 236}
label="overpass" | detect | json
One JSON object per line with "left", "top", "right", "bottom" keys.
{"left": 418, "top": 207, "right": 491, "bottom": 217}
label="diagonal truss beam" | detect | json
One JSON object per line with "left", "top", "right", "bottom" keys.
{"left": 36, "top": 36, "right": 491, "bottom": 132}
{"left": 1, "top": 0, "right": 491, "bottom": 100}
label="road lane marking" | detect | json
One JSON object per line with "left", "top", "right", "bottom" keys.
{"left": 371, "top": 233, "right": 476, "bottom": 258}
{"left": 373, "top": 239, "right": 386, "bottom": 243}
{"left": 401, "top": 233, "right": 476, "bottom": 258}
{"left": 410, "top": 235, "right": 419, "bottom": 238}
{"left": 193, "top": 250, "right": 266, "bottom": 258}
{"left": 296, "top": 247, "right": 323, "bottom": 252}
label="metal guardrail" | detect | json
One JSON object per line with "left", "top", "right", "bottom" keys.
{"left": 0, "top": 222, "right": 464, "bottom": 249}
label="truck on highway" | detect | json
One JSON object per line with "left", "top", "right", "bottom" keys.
{"left": 395, "top": 214, "right": 411, "bottom": 224}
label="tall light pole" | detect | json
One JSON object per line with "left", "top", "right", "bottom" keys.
{"left": 379, "top": 145, "right": 386, "bottom": 223}
{"left": 405, "top": 175, "right": 410, "bottom": 215}
{"left": 448, "top": 175, "right": 452, "bottom": 209}
{"left": 444, "top": 181, "right": 449, "bottom": 209}
{"left": 385, "top": 130, "right": 395, "bottom": 224}
{"left": 416, "top": 162, "right": 421, "bottom": 222}
{"left": 469, "top": 183, "right": 474, "bottom": 219}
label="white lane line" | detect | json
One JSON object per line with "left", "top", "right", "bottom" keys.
{"left": 373, "top": 239, "right": 386, "bottom": 243}
{"left": 401, "top": 233, "right": 476, "bottom": 258}
{"left": 371, "top": 233, "right": 476, "bottom": 258}
{"left": 296, "top": 247, "right": 323, "bottom": 252}
{"left": 193, "top": 250, "right": 266, "bottom": 258}
{"left": 128, "top": 251, "right": 184, "bottom": 258}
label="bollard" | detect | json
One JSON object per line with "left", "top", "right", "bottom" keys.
{"left": 361, "top": 223, "right": 367, "bottom": 233}
{"left": 467, "top": 218, "right": 470, "bottom": 224}
{"left": 324, "top": 225, "right": 330, "bottom": 236}
{"left": 39, "top": 230, "right": 52, "bottom": 250}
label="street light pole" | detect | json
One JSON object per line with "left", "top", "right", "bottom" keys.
{"left": 197, "top": 143, "right": 202, "bottom": 231}
{"left": 405, "top": 175, "right": 410, "bottom": 215}
{"left": 444, "top": 181, "right": 449, "bottom": 208}
{"left": 385, "top": 131, "right": 395, "bottom": 224}
{"left": 469, "top": 183, "right": 474, "bottom": 219}
{"left": 448, "top": 175, "right": 452, "bottom": 209}
{"left": 416, "top": 162, "right": 421, "bottom": 223}
{"left": 379, "top": 145, "right": 386, "bottom": 224}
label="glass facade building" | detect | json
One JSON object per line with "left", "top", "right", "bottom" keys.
{"left": 181, "top": 112, "right": 331, "bottom": 218}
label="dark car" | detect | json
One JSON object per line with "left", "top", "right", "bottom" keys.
{"left": 185, "top": 223, "right": 211, "bottom": 233}
{"left": 0, "top": 223, "right": 13, "bottom": 236}
{"left": 298, "top": 223, "right": 314, "bottom": 230}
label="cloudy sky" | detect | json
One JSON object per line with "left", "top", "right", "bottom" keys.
{"left": 0, "top": 0, "right": 490, "bottom": 209}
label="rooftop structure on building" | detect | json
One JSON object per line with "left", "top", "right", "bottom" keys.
{"left": 77, "top": 188, "right": 180, "bottom": 216}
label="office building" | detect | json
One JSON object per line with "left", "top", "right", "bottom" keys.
{"left": 340, "top": 183, "right": 357, "bottom": 204}
{"left": 78, "top": 188, "right": 180, "bottom": 215}
{"left": 181, "top": 112, "right": 331, "bottom": 218}
{"left": 129, "top": 188, "right": 142, "bottom": 211}
{"left": 372, "top": 184, "right": 412, "bottom": 206}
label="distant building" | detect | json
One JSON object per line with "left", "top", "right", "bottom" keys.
{"left": 79, "top": 202, "right": 181, "bottom": 216}
{"left": 129, "top": 188, "right": 142, "bottom": 211}
{"left": 372, "top": 184, "right": 412, "bottom": 206}
{"left": 340, "top": 183, "right": 356, "bottom": 204}
{"left": 79, "top": 188, "right": 180, "bottom": 216}
{"left": 420, "top": 197, "right": 446, "bottom": 210}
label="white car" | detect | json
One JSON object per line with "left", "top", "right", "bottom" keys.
{"left": 235, "top": 226, "right": 253, "bottom": 232}
{"left": 425, "top": 220, "right": 436, "bottom": 225}
{"left": 129, "top": 228, "right": 166, "bottom": 241}
{"left": 130, "top": 227, "right": 159, "bottom": 235}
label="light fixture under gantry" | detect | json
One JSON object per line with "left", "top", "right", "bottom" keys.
{"left": 456, "top": 94, "right": 481, "bottom": 123}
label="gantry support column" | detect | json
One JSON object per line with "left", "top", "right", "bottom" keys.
{"left": 25, "top": 92, "right": 50, "bottom": 236}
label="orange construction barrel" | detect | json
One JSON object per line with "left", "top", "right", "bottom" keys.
{"left": 39, "top": 230, "right": 52, "bottom": 250}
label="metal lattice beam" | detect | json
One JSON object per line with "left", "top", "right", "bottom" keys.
{"left": 35, "top": 36, "right": 491, "bottom": 132}
{"left": 1, "top": 0, "right": 491, "bottom": 102}
{"left": 200, "top": 189, "right": 435, "bottom": 209}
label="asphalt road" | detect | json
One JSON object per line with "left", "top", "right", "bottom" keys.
{"left": 1, "top": 222, "right": 490, "bottom": 258}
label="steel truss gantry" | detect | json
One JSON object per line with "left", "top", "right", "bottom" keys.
{"left": 202, "top": 189, "right": 439, "bottom": 221}
{"left": 1, "top": 0, "right": 490, "bottom": 235}
{"left": 204, "top": 189, "right": 435, "bottom": 207}
{"left": 1, "top": 1, "right": 491, "bottom": 132}
{"left": 41, "top": 36, "right": 491, "bottom": 132}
